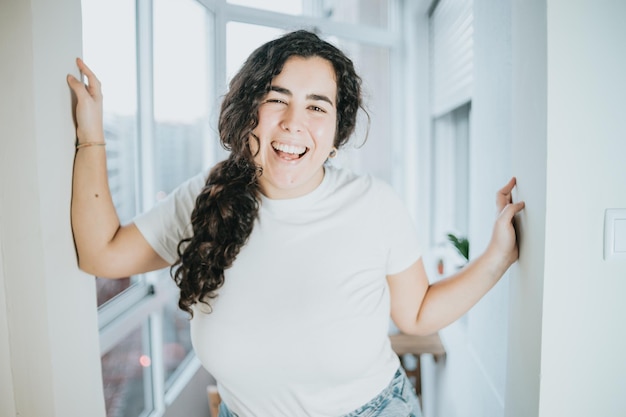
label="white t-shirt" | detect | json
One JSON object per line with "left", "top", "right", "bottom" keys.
{"left": 134, "top": 165, "right": 421, "bottom": 417}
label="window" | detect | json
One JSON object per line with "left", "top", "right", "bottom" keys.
{"left": 82, "top": 0, "right": 141, "bottom": 309}
{"left": 227, "top": 0, "right": 303, "bottom": 15}
{"left": 226, "top": 22, "right": 284, "bottom": 82}
{"left": 101, "top": 322, "right": 153, "bottom": 417}
{"left": 226, "top": 0, "right": 391, "bottom": 28}
{"left": 428, "top": 0, "right": 473, "bottom": 248}
{"left": 322, "top": 0, "right": 391, "bottom": 29}
{"left": 427, "top": 0, "right": 473, "bottom": 292}
{"left": 329, "top": 39, "right": 392, "bottom": 183}
{"left": 82, "top": 0, "right": 406, "bottom": 415}
{"left": 431, "top": 103, "right": 471, "bottom": 245}
{"left": 82, "top": 0, "right": 214, "bottom": 415}
{"left": 154, "top": 0, "right": 213, "bottom": 196}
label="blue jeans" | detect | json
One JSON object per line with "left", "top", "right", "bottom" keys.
{"left": 341, "top": 368, "right": 422, "bottom": 417}
{"left": 218, "top": 368, "right": 422, "bottom": 417}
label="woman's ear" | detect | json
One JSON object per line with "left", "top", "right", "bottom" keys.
{"left": 248, "top": 131, "right": 261, "bottom": 157}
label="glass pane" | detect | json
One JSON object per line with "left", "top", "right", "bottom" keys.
{"left": 227, "top": 0, "right": 303, "bottom": 15}
{"left": 153, "top": 0, "right": 213, "bottom": 197}
{"left": 153, "top": 0, "right": 209, "bottom": 389}
{"left": 101, "top": 322, "right": 153, "bottom": 417}
{"left": 96, "top": 277, "right": 132, "bottom": 307}
{"left": 323, "top": 0, "right": 390, "bottom": 29}
{"left": 328, "top": 39, "right": 393, "bottom": 184}
{"left": 226, "top": 22, "right": 284, "bottom": 83}
{"left": 431, "top": 103, "right": 471, "bottom": 245}
{"left": 82, "top": 0, "right": 138, "bottom": 224}
{"left": 82, "top": 0, "right": 140, "bottom": 306}
{"left": 162, "top": 274, "right": 194, "bottom": 388}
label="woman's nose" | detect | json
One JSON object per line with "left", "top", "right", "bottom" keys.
{"left": 280, "top": 106, "right": 304, "bottom": 132}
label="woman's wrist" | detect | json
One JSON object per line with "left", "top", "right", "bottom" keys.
{"left": 76, "top": 140, "right": 106, "bottom": 149}
{"left": 75, "top": 128, "right": 105, "bottom": 144}
{"left": 482, "top": 243, "right": 514, "bottom": 278}
{"left": 75, "top": 137, "right": 106, "bottom": 150}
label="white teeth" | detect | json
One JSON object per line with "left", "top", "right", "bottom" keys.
{"left": 272, "top": 142, "right": 306, "bottom": 155}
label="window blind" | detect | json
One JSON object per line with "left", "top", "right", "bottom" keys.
{"left": 430, "top": 0, "right": 473, "bottom": 117}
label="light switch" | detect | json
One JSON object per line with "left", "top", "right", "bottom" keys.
{"left": 604, "top": 209, "right": 626, "bottom": 260}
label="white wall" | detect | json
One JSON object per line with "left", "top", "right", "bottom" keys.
{"left": 539, "top": 0, "right": 626, "bottom": 415}
{"left": 507, "top": 1, "right": 626, "bottom": 416}
{"left": 0, "top": 0, "right": 106, "bottom": 415}
{"left": 505, "top": 0, "right": 547, "bottom": 416}
{"left": 0, "top": 237, "right": 17, "bottom": 417}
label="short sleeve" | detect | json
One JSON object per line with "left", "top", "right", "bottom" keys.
{"left": 133, "top": 171, "right": 208, "bottom": 265}
{"left": 375, "top": 180, "right": 422, "bottom": 275}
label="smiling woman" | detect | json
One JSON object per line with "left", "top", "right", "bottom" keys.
{"left": 68, "top": 29, "right": 523, "bottom": 417}
{"left": 173, "top": 31, "right": 364, "bottom": 320}
{"left": 252, "top": 56, "right": 338, "bottom": 199}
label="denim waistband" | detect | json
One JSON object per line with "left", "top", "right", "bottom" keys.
{"left": 340, "top": 367, "right": 421, "bottom": 417}
{"left": 218, "top": 367, "right": 422, "bottom": 417}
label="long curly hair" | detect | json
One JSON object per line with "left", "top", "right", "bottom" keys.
{"left": 172, "top": 30, "right": 364, "bottom": 316}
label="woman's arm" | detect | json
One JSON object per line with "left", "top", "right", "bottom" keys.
{"left": 387, "top": 178, "right": 525, "bottom": 335}
{"left": 68, "top": 58, "right": 168, "bottom": 278}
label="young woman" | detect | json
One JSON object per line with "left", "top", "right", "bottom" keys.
{"left": 67, "top": 30, "right": 524, "bottom": 417}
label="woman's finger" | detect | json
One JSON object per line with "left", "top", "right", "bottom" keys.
{"left": 499, "top": 201, "right": 525, "bottom": 222}
{"left": 66, "top": 73, "right": 89, "bottom": 99}
{"left": 75, "top": 58, "right": 102, "bottom": 98}
{"left": 496, "top": 177, "right": 517, "bottom": 212}
{"left": 498, "top": 177, "right": 516, "bottom": 197}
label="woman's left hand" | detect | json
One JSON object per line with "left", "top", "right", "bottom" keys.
{"left": 487, "top": 177, "right": 525, "bottom": 270}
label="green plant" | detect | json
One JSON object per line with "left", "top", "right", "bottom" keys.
{"left": 447, "top": 233, "right": 469, "bottom": 261}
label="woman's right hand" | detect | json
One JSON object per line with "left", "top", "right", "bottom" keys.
{"left": 68, "top": 58, "right": 168, "bottom": 278}
{"left": 67, "top": 58, "right": 104, "bottom": 144}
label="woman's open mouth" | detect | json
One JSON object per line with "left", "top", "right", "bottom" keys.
{"left": 272, "top": 142, "right": 308, "bottom": 161}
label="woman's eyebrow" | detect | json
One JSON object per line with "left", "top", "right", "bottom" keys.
{"left": 269, "top": 85, "right": 334, "bottom": 107}
{"left": 307, "top": 94, "right": 334, "bottom": 107}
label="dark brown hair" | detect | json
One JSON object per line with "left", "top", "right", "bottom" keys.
{"left": 172, "top": 30, "right": 363, "bottom": 316}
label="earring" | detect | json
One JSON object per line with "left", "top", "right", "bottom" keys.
{"left": 329, "top": 147, "right": 338, "bottom": 159}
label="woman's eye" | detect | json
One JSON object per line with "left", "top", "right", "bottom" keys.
{"left": 309, "top": 106, "right": 326, "bottom": 113}
{"left": 266, "top": 98, "right": 285, "bottom": 104}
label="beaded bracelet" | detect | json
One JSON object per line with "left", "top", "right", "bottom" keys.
{"left": 76, "top": 141, "right": 106, "bottom": 149}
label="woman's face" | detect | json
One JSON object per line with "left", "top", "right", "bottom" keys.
{"left": 251, "top": 56, "right": 338, "bottom": 199}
